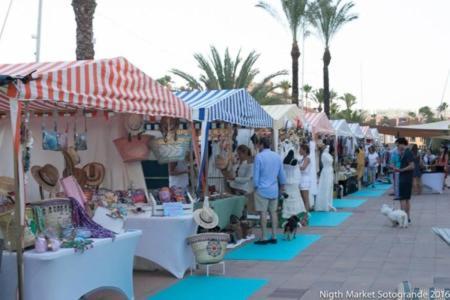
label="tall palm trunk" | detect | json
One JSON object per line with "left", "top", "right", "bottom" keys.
{"left": 323, "top": 46, "right": 331, "bottom": 117}
{"left": 291, "top": 41, "right": 300, "bottom": 106}
{"left": 72, "top": 0, "right": 97, "bottom": 60}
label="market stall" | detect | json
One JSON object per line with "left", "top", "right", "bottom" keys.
{"left": 0, "top": 57, "right": 192, "bottom": 298}
{"left": 175, "top": 89, "right": 273, "bottom": 228}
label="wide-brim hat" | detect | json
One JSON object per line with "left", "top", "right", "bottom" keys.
{"left": 63, "top": 167, "right": 87, "bottom": 188}
{"left": 67, "top": 146, "right": 80, "bottom": 166}
{"left": 82, "top": 162, "right": 105, "bottom": 187}
{"left": 193, "top": 206, "right": 219, "bottom": 229}
{"left": 0, "top": 176, "right": 15, "bottom": 196}
{"left": 31, "top": 164, "right": 60, "bottom": 192}
{"left": 125, "top": 114, "right": 144, "bottom": 134}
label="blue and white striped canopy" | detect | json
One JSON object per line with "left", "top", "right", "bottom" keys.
{"left": 174, "top": 89, "right": 273, "bottom": 128}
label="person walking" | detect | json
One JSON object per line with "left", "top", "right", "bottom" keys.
{"left": 436, "top": 145, "right": 449, "bottom": 189}
{"left": 411, "top": 144, "right": 422, "bottom": 195}
{"left": 253, "top": 137, "right": 286, "bottom": 245}
{"left": 299, "top": 144, "right": 312, "bottom": 212}
{"left": 392, "top": 138, "right": 414, "bottom": 223}
{"left": 367, "top": 146, "right": 380, "bottom": 188}
{"left": 356, "top": 146, "right": 365, "bottom": 189}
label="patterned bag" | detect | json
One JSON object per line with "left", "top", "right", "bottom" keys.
{"left": 150, "top": 134, "right": 191, "bottom": 164}
{"left": 74, "top": 113, "right": 88, "bottom": 151}
{"left": 42, "top": 120, "right": 60, "bottom": 151}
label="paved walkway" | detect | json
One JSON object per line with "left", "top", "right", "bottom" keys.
{"left": 92, "top": 181, "right": 450, "bottom": 300}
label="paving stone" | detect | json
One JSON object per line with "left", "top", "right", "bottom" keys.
{"left": 269, "top": 288, "right": 308, "bottom": 299}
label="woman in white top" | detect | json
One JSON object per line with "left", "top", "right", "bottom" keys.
{"left": 224, "top": 145, "right": 253, "bottom": 195}
{"left": 299, "top": 144, "right": 311, "bottom": 212}
{"left": 367, "top": 146, "right": 380, "bottom": 188}
{"left": 169, "top": 153, "right": 189, "bottom": 191}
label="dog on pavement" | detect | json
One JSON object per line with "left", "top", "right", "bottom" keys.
{"left": 381, "top": 204, "right": 408, "bottom": 228}
{"left": 283, "top": 215, "right": 300, "bottom": 240}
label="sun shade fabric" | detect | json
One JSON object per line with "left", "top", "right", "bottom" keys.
{"left": 371, "top": 128, "right": 380, "bottom": 140}
{"left": 331, "top": 119, "right": 354, "bottom": 137}
{"left": 300, "top": 112, "right": 334, "bottom": 135}
{"left": 377, "top": 120, "right": 450, "bottom": 138}
{"left": 361, "top": 126, "right": 374, "bottom": 139}
{"left": 0, "top": 57, "right": 192, "bottom": 120}
{"left": 174, "top": 89, "right": 272, "bottom": 128}
{"left": 349, "top": 123, "right": 365, "bottom": 139}
{"left": 262, "top": 104, "right": 301, "bottom": 130}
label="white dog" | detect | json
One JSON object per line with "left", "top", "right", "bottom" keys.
{"left": 381, "top": 204, "right": 408, "bottom": 228}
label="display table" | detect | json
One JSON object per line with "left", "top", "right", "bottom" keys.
{"left": 421, "top": 172, "right": 446, "bottom": 194}
{"left": 124, "top": 214, "right": 197, "bottom": 279}
{"left": 195, "top": 195, "right": 247, "bottom": 229}
{"left": 0, "top": 230, "right": 141, "bottom": 300}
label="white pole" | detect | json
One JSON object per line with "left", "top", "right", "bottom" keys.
{"left": 35, "top": 0, "right": 43, "bottom": 62}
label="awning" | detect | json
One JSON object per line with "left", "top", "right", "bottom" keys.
{"left": 174, "top": 89, "right": 272, "bottom": 128}
{"left": 361, "top": 126, "right": 374, "bottom": 139}
{"left": 331, "top": 119, "right": 354, "bottom": 137}
{"left": 262, "top": 104, "right": 301, "bottom": 130}
{"left": 377, "top": 120, "right": 450, "bottom": 138}
{"left": 0, "top": 57, "right": 192, "bottom": 119}
{"left": 349, "top": 123, "right": 365, "bottom": 139}
{"left": 300, "top": 112, "right": 334, "bottom": 135}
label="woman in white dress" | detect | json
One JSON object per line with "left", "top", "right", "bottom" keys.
{"left": 299, "top": 144, "right": 311, "bottom": 212}
{"left": 315, "top": 145, "right": 336, "bottom": 212}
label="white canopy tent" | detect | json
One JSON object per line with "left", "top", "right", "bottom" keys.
{"left": 331, "top": 119, "right": 354, "bottom": 137}
{"left": 349, "top": 123, "right": 365, "bottom": 139}
{"left": 262, "top": 104, "right": 301, "bottom": 150}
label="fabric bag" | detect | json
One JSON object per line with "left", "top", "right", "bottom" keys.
{"left": 42, "top": 115, "right": 60, "bottom": 151}
{"left": 114, "top": 135, "right": 152, "bottom": 163}
{"left": 58, "top": 122, "right": 69, "bottom": 150}
{"left": 150, "top": 134, "right": 191, "bottom": 164}
{"left": 0, "top": 207, "right": 36, "bottom": 251}
{"left": 74, "top": 113, "right": 88, "bottom": 151}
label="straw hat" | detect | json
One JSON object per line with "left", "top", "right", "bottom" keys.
{"left": 0, "top": 176, "right": 15, "bottom": 196}
{"left": 193, "top": 197, "right": 219, "bottom": 229}
{"left": 62, "top": 150, "right": 87, "bottom": 187}
{"left": 125, "top": 114, "right": 144, "bottom": 135}
{"left": 82, "top": 162, "right": 105, "bottom": 187}
{"left": 67, "top": 146, "right": 80, "bottom": 166}
{"left": 31, "top": 164, "right": 60, "bottom": 192}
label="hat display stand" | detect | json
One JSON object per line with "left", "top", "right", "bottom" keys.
{"left": 188, "top": 196, "right": 230, "bottom": 276}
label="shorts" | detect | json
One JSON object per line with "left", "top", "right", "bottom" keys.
{"left": 254, "top": 192, "right": 278, "bottom": 213}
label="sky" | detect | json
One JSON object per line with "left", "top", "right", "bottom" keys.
{"left": 0, "top": 0, "right": 449, "bottom": 113}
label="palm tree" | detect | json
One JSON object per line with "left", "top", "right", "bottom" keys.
{"left": 302, "top": 84, "right": 313, "bottom": 107}
{"left": 72, "top": 0, "right": 97, "bottom": 60}
{"left": 418, "top": 106, "right": 435, "bottom": 123}
{"left": 256, "top": 0, "right": 309, "bottom": 105}
{"left": 380, "top": 116, "right": 390, "bottom": 126}
{"left": 311, "top": 88, "right": 337, "bottom": 112}
{"left": 330, "top": 101, "right": 340, "bottom": 118}
{"left": 308, "top": 0, "right": 358, "bottom": 117}
{"left": 437, "top": 102, "right": 448, "bottom": 119}
{"left": 338, "top": 92, "right": 356, "bottom": 119}
{"left": 407, "top": 111, "right": 417, "bottom": 119}
{"left": 171, "top": 46, "right": 288, "bottom": 102}
{"left": 279, "top": 80, "right": 292, "bottom": 102}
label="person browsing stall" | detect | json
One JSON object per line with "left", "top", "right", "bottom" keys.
{"left": 253, "top": 137, "right": 286, "bottom": 245}
{"left": 224, "top": 145, "right": 254, "bottom": 195}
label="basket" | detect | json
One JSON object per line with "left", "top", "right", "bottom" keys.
{"left": 113, "top": 135, "right": 152, "bottom": 163}
{"left": 29, "top": 198, "right": 73, "bottom": 237}
{"left": 150, "top": 134, "right": 191, "bottom": 164}
{"left": 187, "top": 233, "right": 230, "bottom": 265}
{"left": 0, "top": 207, "right": 36, "bottom": 251}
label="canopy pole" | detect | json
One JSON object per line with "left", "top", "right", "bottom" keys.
{"left": 9, "top": 98, "right": 25, "bottom": 300}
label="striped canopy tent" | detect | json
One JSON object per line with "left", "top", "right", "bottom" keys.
{"left": 349, "top": 123, "right": 365, "bottom": 139}
{"left": 174, "top": 89, "right": 272, "bottom": 128}
{"left": 361, "top": 125, "right": 374, "bottom": 139}
{"left": 297, "top": 112, "right": 334, "bottom": 135}
{"left": 262, "top": 104, "right": 301, "bottom": 130}
{"left": 331, "top": 119, "right": 354, "bottom": 137}
{"left": 0, "top": 57, "right": 191, "bottom": 118}
{"left": 0, "top": 57, "right": 191, "bottom": 294}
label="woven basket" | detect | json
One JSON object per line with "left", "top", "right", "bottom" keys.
{"left": 187, "top": 233, "right": 229, "bottom": 265}
{"left": 150, "top": 134, "right": 191, "bottom": 164}
{"left": 29, "top": 198, "right": 73, "bottom": 237}
{"left": 0, "top": 207, "right": 35, "bottom": 251}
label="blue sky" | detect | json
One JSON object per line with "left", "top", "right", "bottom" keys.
{"left": 0, "top": 0, "right": 449, "bottom": 112}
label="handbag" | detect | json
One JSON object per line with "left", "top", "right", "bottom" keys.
{"left": 29, "top": 198, "right": 73, "bottom": 238}
{"left": 113, "top": 135, "right": 152, "bottom": 163}
{"left": 58, "top": 122, "right": 69, "bottom": 150}
{"left": 42, "top": 114, "right": 60, "bottom": 151}
{"left": 74, "top": 113, "right": 88, "bottom": 151}
{"left": 150, "top": 134, "right": 191, "bottom": 164}
{"left": 0, "top": 207, "right": 36, "bottom": 251}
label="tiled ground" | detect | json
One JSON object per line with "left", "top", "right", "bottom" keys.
{"left": 89, "top": 180, "right": 450, "bottom": 300}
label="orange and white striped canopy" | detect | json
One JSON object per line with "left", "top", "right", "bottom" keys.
{"left": 298, "top": 112, "right": 334, "bottom": 135}
{"left": 0, "top": 57, "right": 191, "bottom": 120}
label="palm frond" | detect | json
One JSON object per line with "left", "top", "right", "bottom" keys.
{"left": 210, "top": 46, "right": 226, "bottom": 89}
{"left": 170, "top": 69, "right": 203, "bottom": 90}
{"left": 235, "top": 50, "right": 260, "bottom": 88}
{"left": 256, "top": 1, "right": 289, "bottom": 32}
{"left": 194, "top": 52, "right": 219, "bottom": 89}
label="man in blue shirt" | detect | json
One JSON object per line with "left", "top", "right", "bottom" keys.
{"left": 253, "top": 137, "right": 287, "bottom": 245}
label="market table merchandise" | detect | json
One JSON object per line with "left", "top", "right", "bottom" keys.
{"left": 0, "top": 230, "right": 141, "bottom": 300}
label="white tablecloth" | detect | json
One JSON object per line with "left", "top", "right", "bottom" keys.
{"left": 125, "top": 214, "right": 197, "bottom": 279}
{"left": 421, "top": 172, "right": 445, "bottom": 194}
{"left": 0, "top": 230, "right": 141, "bottom": 300}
